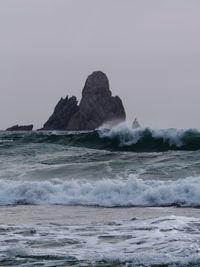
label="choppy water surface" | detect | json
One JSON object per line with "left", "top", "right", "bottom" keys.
{"left": 0, "top": 125, "right": 200, "bottom": 266}
{"left": 0, "top": 214, "right": 200, "bottom": 267}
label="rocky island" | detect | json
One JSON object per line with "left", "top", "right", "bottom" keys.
{"left": 42, "top": 71, "right": 126, "bottom": 131}
{"left": 6, "top": 124, "right": 33, "bottom": 131}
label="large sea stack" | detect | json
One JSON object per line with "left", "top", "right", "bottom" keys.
{"left": 42, "top": 71, "right": 126, "bottom": 131}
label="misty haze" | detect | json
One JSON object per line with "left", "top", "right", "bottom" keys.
{"left": 1, "top": 0, "right": 200, "bottom": 129}
{"left": 1, "top": 1, "right": 200, "bottom": 267}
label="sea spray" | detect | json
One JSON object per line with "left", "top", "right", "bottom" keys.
{"left": 3, "top": 124, "right": 200, "bottom": 152}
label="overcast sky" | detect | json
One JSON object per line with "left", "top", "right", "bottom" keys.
{"left": 0, "top": 0, "right": 200, "bottom": 129}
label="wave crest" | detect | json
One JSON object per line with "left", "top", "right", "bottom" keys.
{"left": 3, "top": 124, "right": 200, "bottom": 152}
{"left": 1, "top": 175, "right": 200, "bottom": 207}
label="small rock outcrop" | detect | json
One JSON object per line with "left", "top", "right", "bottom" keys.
{"left": 42, "top": 71, "right": 126, "bottom": 131}
{"left": 6, "top": 124, "right": 33, "bottom": 131}
{"left": 42, "top": 96, "right": 79, "bottom": 130}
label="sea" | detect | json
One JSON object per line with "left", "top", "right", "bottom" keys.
{"left": 0, "top": 123, "right": 200, "bottom": 267}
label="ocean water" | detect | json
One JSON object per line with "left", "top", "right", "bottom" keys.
{"left": 0, "top": 123, "right": 200, "bottom": 266}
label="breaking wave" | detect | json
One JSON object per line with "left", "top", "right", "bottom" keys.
{"left": 3, "top": 124, "right": 200, "bottom": 152}
{"left": 1, "top": 175, "right": 200, "bottom": 207}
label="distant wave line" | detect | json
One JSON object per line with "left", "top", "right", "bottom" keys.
{"left": 2, "top": 123, "right": 200, "bottom": 152}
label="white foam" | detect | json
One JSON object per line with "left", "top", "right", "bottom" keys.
{"left": 98, "top": 123, "right": 143, "bottom": 145}
{"left": 0, "top": 175, "right": 200, "bottom": 207}
{"left": 98, "top": 122, "right": 200, "bottom": 147}
{"left": 1, "top": 215, "right": 200, "bottom": 266}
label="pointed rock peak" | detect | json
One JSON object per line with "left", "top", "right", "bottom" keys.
{"left": 82, "top": 71, "right": 111, "bottom": 97}
{"left": 41, "top": 70, "right": 126, "bottom": 131}
{"left": 42, "top": 94, "right": 79, "bottom": 130}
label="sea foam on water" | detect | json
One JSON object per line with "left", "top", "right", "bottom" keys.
{"left": 0, "top": 175, "right": 200, "bottom": 207}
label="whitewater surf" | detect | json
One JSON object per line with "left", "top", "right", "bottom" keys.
{"left": 3, "top": 123, "right": 200, "bottom": 152}
{"left": 1, "top": 124, "right": 200, "bottom": 266}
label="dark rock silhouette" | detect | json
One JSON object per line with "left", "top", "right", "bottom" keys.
{"left": 42, "top": 71, "right": 126, "bottom": 131}
{"left": 67, "top": 71, "right": 126, "bottom": 130}
{"left": 6, "top": 124, "right": 33, "bottom": 131}
{"left": 42, "top": 96, "right": 79, "bottom": 130}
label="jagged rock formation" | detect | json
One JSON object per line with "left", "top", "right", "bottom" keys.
{"left": 42, "top": 96, "right": 79, "bottom": 130}
{"left": 6, "top": 124, "right": 33, "bottom": 131}
{"left": 42, "top": 71, "right": 126, "bottom": 131}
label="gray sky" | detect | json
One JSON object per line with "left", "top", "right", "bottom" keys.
{"left": 0, "top": 0, "right": 200, "bottom": 130}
